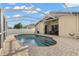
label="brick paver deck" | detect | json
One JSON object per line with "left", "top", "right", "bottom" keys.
{"left": 29, "top": 35, "right": 79, "bottom": 56}
{"left": 0, "top": 34, "right": 79, "bottom": 56}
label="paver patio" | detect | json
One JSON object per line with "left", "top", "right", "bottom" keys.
{"left": 28, "top": 34, "right": 79, "bottom": 56}
{"left": 0, "top": 34, "right": 79, "bottom": 56}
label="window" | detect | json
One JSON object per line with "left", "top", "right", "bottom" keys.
{"left": 54, "top": 25, "right": 58, "bottom": 31}
{"left": 51, "top": 25, "right": 55, "bottom": 31}
{"left": 51, "top": 24, "right": 59, "bottom": 35}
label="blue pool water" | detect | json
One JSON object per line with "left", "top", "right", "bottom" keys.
{"left": 15, "top": 34, "right": 56, "bottom": 46}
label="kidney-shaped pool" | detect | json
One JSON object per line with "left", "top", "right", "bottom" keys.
{"left": 15, "top": 34, "right": 57, "bottom": 46}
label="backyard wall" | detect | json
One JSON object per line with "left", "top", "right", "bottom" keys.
{"left": 7, "top": 28, "right": 35, "bottom": 35}
{"left": 59, "top": 14, "right": 79, "bottom": 38}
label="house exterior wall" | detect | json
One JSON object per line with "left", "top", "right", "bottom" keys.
{"left": 35, "top": 21, "right": 45, "bottom": 34}
{"left": 35, "top": 12, "right": 79, "bottom": 38}
{"left": 59, "top": 14, "right": 79, "bottom": 38}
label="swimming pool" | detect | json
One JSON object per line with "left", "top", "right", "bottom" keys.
{"left": 15, "top": 34, "right": 56, "bottom": 46}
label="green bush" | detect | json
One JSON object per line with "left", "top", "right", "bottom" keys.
{"left": 13, "top": 23, "right": 22, "bottom": 29}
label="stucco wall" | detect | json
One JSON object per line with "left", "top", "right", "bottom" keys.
{"left": 59, "top": 14, "right": 79, "bottom": 38}
{"left": 35, "top": 21, "right": 45, "bottom": 34}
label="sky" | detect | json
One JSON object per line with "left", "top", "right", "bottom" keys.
{"left": 0, "top": 3, "right": 79, "bottom": 27}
